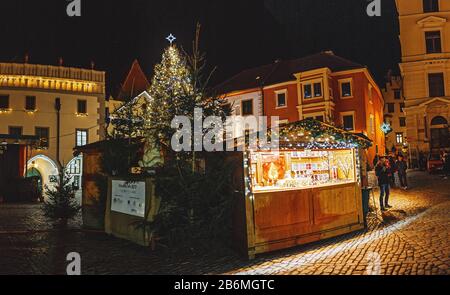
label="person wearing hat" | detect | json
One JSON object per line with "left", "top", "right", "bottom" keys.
{"left": 375, "top": 156, "right": 392, "bottom": 211}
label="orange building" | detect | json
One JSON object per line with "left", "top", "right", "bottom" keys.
{"left": 218, "top": 51, "right": 385, "bottom": 164}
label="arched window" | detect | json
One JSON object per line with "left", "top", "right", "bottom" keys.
{"left": 431, "top": 116, "right": 448, "bottom": 126}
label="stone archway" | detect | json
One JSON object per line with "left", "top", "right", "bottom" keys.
{"left": 430, "top": 116, "right": 449, "bottom": 150}
{"left": 26, "top": 155, "right": 60, "bottom": 200}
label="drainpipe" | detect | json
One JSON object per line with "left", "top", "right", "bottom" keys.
{"left": 55, "top": 98, "right": 61, "bottom": 167}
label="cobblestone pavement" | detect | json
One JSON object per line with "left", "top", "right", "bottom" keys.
{"left": 0, "top": 171, "right": 448, "bottom": 275}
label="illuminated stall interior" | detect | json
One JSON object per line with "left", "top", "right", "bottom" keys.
{"left": 245, "top": 119, "right": 371, "bottom": 193}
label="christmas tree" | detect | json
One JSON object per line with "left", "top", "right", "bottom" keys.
{"left": 42, "top": 170, "right": 81, "bottom": 227}
{"left": 146, "top": 44, "right": 195, "bottom": 149}
{"left": 141, "top": 28, "right": 228, "bottom": 169}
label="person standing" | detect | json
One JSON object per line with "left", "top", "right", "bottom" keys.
{"left": 396, "top": 155, "right": 408, "bottom": 190}
{"left": 376, "top": 157, "right": 392, "bottom": 211}
{"left": 443, "top": 151, "right": 450, "bottom": 180}
{"left": 387, "top": 154, "right": 397, "bottom": 188}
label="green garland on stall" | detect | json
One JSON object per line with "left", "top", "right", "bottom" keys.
{"left": 274, "top": 118, "right": 372, "bottom": 149}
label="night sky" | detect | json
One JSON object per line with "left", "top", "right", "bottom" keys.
{"left": 0, "top": 0, "right": 400, "bottom": 96}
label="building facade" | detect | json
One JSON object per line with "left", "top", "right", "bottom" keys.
{"left": 218, "top": 52, "right": 386, "bottom": 165}
{"left": 382, "top": 75, "right": 408, "bottom": 154}
{"left": 0, "top": 62, "right": 106, "bottom": 201}
{"left": 396, "top": 0, "right": 450, "bottom": 165}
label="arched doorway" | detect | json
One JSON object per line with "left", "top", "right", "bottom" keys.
{"left": 25, "top": 167, "right": 43, "bottom": 201}
{"left": 430, "top": 116, "right": 449, "bottom": 150}
{"left": 26, "top": 155, "right": 60, "bottom": 200}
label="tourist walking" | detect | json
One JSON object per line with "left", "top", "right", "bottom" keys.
{"left": 375, "top": 157, "right": 392, "bottom": 211}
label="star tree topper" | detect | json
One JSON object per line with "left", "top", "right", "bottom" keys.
{"left": 166, "top": 34, "right": 176, "bottom": 44}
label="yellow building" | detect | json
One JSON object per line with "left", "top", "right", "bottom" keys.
{"left": 383, "top": 75, "right": 408, "bottom": 153}
{"left": 396, "top": 0, "right": 450, "bottom": 165}
{"left": 0, "top": 62, "right": 106, "bottom": 201}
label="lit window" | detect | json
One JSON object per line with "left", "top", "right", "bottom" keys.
{"left": 76, "top": 129, "right": 88, "bottom": 147}
{"left": 368, "top": 84, "right": 373, "bottom": 103}
{"left": 396, "top": 133, "right": 404, "bottom": 144}
{"left": 241, "top": 100, "right": 253, "bottom": 116}
{"left": 369, "top": 115, "right": 375, "bottom": 134}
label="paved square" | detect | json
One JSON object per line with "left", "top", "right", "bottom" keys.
{"left": 0, "top": 171, "right": 448, "bottom": 275}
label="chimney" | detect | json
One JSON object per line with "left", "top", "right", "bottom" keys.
{"left": 24, "top": 53, "right": 29, "bottom": 64}
{"left": 91, "top": 60, "right": 95, "bottom": 70}
{"left": 58, "top": 57, "right": 64, "bottom": 66}
{"left": 324, "top": 50, "right": 334, "bottom": 55}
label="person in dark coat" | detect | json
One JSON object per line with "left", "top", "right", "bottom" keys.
{"left": 388, "top": 153, "right": 397, "bottom": 188}
{"left": 375, "top": 157, "right": 392, "bottom": 211}
{"left": 443, "top": 151, "right": 450, "bottom": 179}
{"left": 396, "top": 155, "right": 408, "bottom": 189}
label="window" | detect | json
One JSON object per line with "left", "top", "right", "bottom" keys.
{"left": 68, "top": 158, "right": 81, "bottom": 174}
{"left": 25, "top": 96, "right": 36, "bottom": 111}
{"left": 276, "top": 92, "right": 287, "bottom": 108}
{"left": 0, "top": 95, "right": 9, "bottom": 109}
{"left": 35, "top": 127, "right": 49, "bottom": 148}
{"left": 241, "top": 100, "right": 253, "bottom": 116}
{"left": 9, "top": 126, "right": 22, "bottom": 137}
{"left": 423, "top": 0, "right": 439, "bottom": 13}
{"left": 400, "top": 117, "right": 406, "bottom": 127}
{"left": 369, "top": 115, "right": 375, "bottom": 135}
{"left": 313, "top": 83, "right": 322, "bottom": 98}
{"left": 76, "top": 129, "right": 88, "bottom": 147}
{"left": 394, "top": 90, "right": 401, "bottom": 100}
{"left": 396, "top": 133, "right": 404, "bottom": 144}
{"left": 77, "top": 100, "right": 87, "bottom": 114}
{"left": 425, "top": 31, "right": 442, "bottom": 54}
{"left": 303, "top": 81, "right": 322, "bottom": 99}
{"left": 387, "top": 103, "right": 395, "bottom": 113}
{"left": 428, "top": 73, "right": 445, "bottom": 97}
{"left": 340, "top": 80, "right": 353, "bottom": 98}
{"left": 342, "top": 113, "right": 355, "bottom": 131}
{"left": 400, "top": 103, "right": 405, "bottom": 113}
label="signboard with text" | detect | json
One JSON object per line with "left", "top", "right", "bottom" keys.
{"left": 111, "top": 180, "right": 146, "bottom": 217}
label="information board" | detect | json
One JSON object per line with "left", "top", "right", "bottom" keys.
{"left": 111, "top": 180, "right": 146, "bottom": 217}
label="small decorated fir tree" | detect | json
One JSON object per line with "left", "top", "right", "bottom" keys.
{"left": 42, "top": 170, "right": 81, "bottom": 227}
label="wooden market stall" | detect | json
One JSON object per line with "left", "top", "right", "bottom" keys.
{"left": 231, "top": 119, "right": 372, "bottom": 259}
